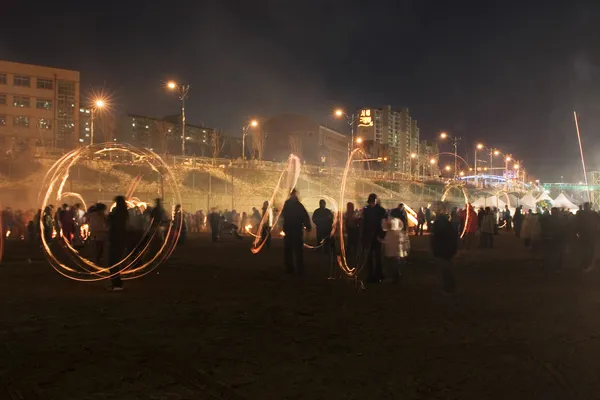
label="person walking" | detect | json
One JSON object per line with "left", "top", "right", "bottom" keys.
{"left": 416, "top": 207, "right": 425, "bottom": 236}
{"left": 361, "top": 193, "right": 387, "bottom": 283}
{"left": 430, "top": 206, "right": 459, "bottom": 295}
{"left": 107, "top": 196, "right": 129, "bottom": 291}
{"left": 312, "top": 199, "right": 334, "bottom": 254}
{"left": 281, "top": 190, "right": 311, "bottom": 275}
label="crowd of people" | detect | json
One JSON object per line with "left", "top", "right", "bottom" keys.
{"left": 3, "top": 192, "right": 599, "bottom": 295}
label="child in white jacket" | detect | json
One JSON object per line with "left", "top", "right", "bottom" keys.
{"left": 381, "top": 217, "right": 410, "bottom": 283}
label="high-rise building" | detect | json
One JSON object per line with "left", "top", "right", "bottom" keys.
{"left": 0, "top": 60, "right": 80, "bottom": 151}
{"left": 78, "top": 107, "right": 91, "bottom": 145}
{"left": 354, "top": 105, "right": 419, "bottom": 173}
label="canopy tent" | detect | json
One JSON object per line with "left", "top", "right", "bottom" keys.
{"left": 519, "top": 193, "right": 538, "bottom": 209}
{"left": 472, "top": 197, "right": 487, "bottom": 208}
{"left": 553, "top": 193, "right": 578, "bottom": 211}
{"left": 506, "top": 194, "right": 520, "bottom": 208}
{"left": 471, "top": 195, "right": 506, "bottom": 209}
{"left": 536, "top": 191, "right": 554, "bottom": 204}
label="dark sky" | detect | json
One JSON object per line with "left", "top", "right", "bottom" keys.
{"left": 2, "top": 0, "right": 600, "bottom": 181}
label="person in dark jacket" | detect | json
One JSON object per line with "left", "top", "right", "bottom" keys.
{"left": 282, "top": 189, "right": 311, "bottom": 275}
{"left": 430, "top": 206, "right": 459, "bottom": 295}
{"left": 208, "top": 208, "right": 221, "bottom": 242}
{"left": 513, "top": 206, "right": 524, "bottom": 238}
{"left": 107, "top": 196, "right": 129, "bottom": 291}
{"left": 312, "top": 199, "right": 334, "bottom": 254}
{"left": 362, "top": 193, "right": 387, "bottom": 283}
{"left": 575, "top": 202, "right": 598, "bottom": 272}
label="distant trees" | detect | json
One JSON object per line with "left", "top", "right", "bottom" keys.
{"left": 211, "top": 130, "right": 225, "bottom": 163}
{"left": 251, "top": 129, "right": 265, "bottom": 160}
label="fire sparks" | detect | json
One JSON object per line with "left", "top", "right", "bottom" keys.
{"left": 5, "top": 230, "right": 10, "bottom": 238}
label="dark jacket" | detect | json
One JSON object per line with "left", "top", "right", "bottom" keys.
{"left": 312, "top": 207, "right": 334, "bottom": 232}
{"left": 430, "top": 213, "right": 459, "bottom": 260}
{"left": 362, "top": 204, "right": 387, "bottom": 244}
{"left": 282, "top": 198, "right": 311, "bottom": 236}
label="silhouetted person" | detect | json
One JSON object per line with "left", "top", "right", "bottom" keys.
{"left": 173, "top": 204, "right": 186, "bottom": 245}
{"left": 345, "top": 202, "right": 360, "bottom": 261}
{"left": 362, "top": 193, "right": 387, "bottom": 283}
{"left": 416, "top": 207, "right": 425, "bottom": 236}
{"left": 312, "top": 199, "right": 334, "bottom": 254}
{"left": 108, "top": 196, "right": 129, "bottom": 291}
{"left": 430, "top": 206, "right": 459, "bottom": 295}
{"left": 282, "top": 189, "right": 311, "bottom": 275}
{"left": 209, "top": 208, "right": 220, "bottom": 242}
{"left": 575, "top": 202, "right": 598, "bottom": 272}
{"left": 513, "top": 206, "right": 523, "bottom": 237}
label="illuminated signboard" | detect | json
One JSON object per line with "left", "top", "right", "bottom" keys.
{"left": 358, "top": 109, "right": 373, "bottom": 127}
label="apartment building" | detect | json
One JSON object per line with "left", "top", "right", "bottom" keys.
{"left": 0, "top": 60, "right": 80, "bottom": 151}
{"left": 354, "top": 105, "right": 419, "bottom": 172}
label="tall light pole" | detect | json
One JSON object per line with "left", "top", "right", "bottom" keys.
{"left": 334, "top": 109, "right": 357, "bottom": 157}
{"left": 440, "top": 132, "right": 461, "bottom": 179}
{"left": 89, "top": 99, "right": 105, "bottom": 145}
{"left": 505, "top": 155, "right": 512, "bottom": 191}
{"left": 242, "top": 119, "right": 258, "bottom": 160}
{"left": 409, "top": 152, "right": 416, "bottom": 179}
{"left": 166, "top": 81, "right": 190, "bottom": 156}
{"left": 474, "top": 143, "right": 483, "bottom": 186}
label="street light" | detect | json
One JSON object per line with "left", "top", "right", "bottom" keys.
{"left": 474, "top": 143, "right": 484, "bottom": 186}
{"left": 89, "top": 98, "right": 106, "bottom": 145}
{"left": 504, "top": 155, "right": 512, "bottom": 190}
{"left": 165, "top": 80, "right": 190, "bottom": 156}
{"left": 334, "top": 108, "right": 358, "bottom": 156}
{"left": 242, "top": 119, "right": 259, "bottom": 160}
{"left": 355, "top": 137, "right": 363, "bottom": 144}
{"left": 439, "top": 132, "right": 461, "bottom": 179}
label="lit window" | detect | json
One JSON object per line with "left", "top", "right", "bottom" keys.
{"left": 145, "top": 125, "right": 149, "bottom": 129}
{"left": 85, "top": 134, "right": 89, "bottom": 137}
{"left": 132, "top": 123, "right": 136, "bottom": 127}
{"left": 0, "top": 115, "right": 5, "bottom": 126}
{"left": 85, "top": 127, "right": 90, "bottom": 131}
{"left": 13, "top": 96, "right": 30, "bottom": 108}
{"left": 85, "top": 110, "right": 90, "bottom": 114}
{"left": 13, "top": 75, "right": 30, "bottom": 87}
{"left": 36, "top": 99, "right": 53, "bottom": 110}
{"left": 0, "top": 94, "right": 5, "bottom": 105}
{"left": 79, "top": 108, "right": 85, "bottom": 112}
{"left": 79, "top": 138, "right": 84, "bottom": 142}
{"left": 0, "top": 74, "right": 6, "bottom": 85}
{"left": 14, "top": 116, "right": 29, "bottom": 127}
{"left": 36, "top": 78, "right": 53, "bottom": 90}
{"left": 38, "top": 118, "right": 52, "bottom": 130}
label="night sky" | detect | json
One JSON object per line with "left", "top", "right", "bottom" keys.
{"left": 2, "top": 1, "right": 600, "bottom": 181}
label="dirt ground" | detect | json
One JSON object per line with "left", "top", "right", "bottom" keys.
{"left": 1, "top": 232, "right": 600, "bottom": 399}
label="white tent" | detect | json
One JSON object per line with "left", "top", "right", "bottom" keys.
{"left": 536, "top": 191, "right": 553, "bottom": 204}
{"left": 506, "top": 194, "right": 520, "bottom": 208}
{"left": 553, "top": 193, "right": 578, "bottom": 211}
{"left": 519, "top": 193, "right": 538, "bottom": 209}
{"left": 483, "top": 195, "right": 506, "bottom": 209}
{"left": 472, "top": 197, "right": 487, "bottom": 208}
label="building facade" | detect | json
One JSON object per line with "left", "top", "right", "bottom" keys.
{"left": 0, "top": 60, "right": 80, "bottom": 152}
{"left": 354, "top": 105, "right": 419, "bottom": 173}
{"left": 261, "top": 114, "right": 350, "bottom": 166}
{"left": 419, "top": 140, "right": 440, "bottom": 178}
{"left": 117, "top": 113, "right": 235, "bottom": 158}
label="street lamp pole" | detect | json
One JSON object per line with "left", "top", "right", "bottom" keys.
{"left": 90, "top": 108, "right": 95, "bottom": 146}
{"left": 242, "top": 120, "right": 258, "bottom": 160}
{"left": 166, "top": 81, "right": 190, "bottom": 156}
{"left": 89, "top": 99, "right": 105, "bottom": 146}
